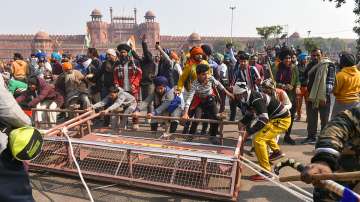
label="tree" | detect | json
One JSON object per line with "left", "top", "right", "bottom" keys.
{"left": 303, "top": 38, "right": 319, "bottom": 53}
{"left": 256, "top": 25, "right": 284, "bottom": 45}
{"left": 326, "top": 0, "right": 360, "bottom": 56}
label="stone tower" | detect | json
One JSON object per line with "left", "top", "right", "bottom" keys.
{"left": 138, "top": 10, "right": 160, "bottom": 48}
{"left": 87, "top": 9, "right": 109, "bottom": 47}
{"left": 31, "top": 31, "right": 53, "bottom": 53}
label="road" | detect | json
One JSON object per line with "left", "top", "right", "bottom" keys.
{"left": 31, "top": 116, "right": 315, "bottom": 202}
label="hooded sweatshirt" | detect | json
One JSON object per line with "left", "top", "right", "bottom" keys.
{"left": 333, "top": 66, "right": 360, "bottom": 103}
{"left": 11, "top": 60, "right": 28, "bottom": 80}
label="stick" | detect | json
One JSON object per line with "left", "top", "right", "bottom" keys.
{"left": 280, "top": 171, "right": 360, "bottom": 182}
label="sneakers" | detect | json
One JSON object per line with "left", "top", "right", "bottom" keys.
{"left": 295, "top": 116, "right": 301, "bottom": 121}
{"left": 301, "top": 137, "right": 316, "bottom": 145}
{"left": 269, "top": 150, "right": 285, "bottom": 161}
{"left": 250, "top": 171, "right": 274, "bottom": 181}
{"left": 283, "top": 136, "right": 296, "bottom": 145}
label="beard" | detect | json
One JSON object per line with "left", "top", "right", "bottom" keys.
{"left": 119, "top": 56, "right": 129, "bottom": 64}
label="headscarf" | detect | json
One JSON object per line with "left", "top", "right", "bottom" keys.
{"left": 154, "top": 76, "right": 168, "bottom": 87}
{"left": 62, "top": 62, "right": 73, "bottom": 71}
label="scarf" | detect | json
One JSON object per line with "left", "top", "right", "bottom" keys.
{"left": 308, "top": 60, "right": 331, "bottom": 108}
{"left": 276, "top": 63, "right": 292, "bottom": 84}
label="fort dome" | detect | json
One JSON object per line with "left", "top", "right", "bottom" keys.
{"left": 188, "top": 32, "right": 201, "bottom": 42}
{"left": 91, "top": 9, "right": 102, "bottom": 17}
{"left": 34, "top": 31, "right": 50, "bottom": 40}
{"left": 145, "top": 10, "right": 156, "bottom": 19}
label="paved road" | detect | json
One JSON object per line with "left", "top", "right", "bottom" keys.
{"left": 31, "top": 117, "right": 316, "bottom": 202}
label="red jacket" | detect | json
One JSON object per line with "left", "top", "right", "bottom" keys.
{"left": 113, "top": 62, "right": 142, "bottom": 96}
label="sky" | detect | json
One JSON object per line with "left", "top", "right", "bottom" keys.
{"left": 0, "top": 0, "right": 357, "bottom": 39}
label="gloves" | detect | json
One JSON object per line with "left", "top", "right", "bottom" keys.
{"left": 0, "top": 131, "right": 8, "bottom": 154}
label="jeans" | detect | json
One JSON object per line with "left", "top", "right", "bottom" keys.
{"left": 189, "top": 96, "right": 219, "bottom": 137}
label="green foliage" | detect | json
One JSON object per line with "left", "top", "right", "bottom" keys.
{"left": 326, "top": 0, "right": 360, "bottom": 55}
{"left": 303, "top": 38, "right": 319, "bottom": 53}
{"left": 212, "top": 39, "right": 244, "bottom": 53}
{"left": 256, "top": 25, "right": 283, "bottom": 40}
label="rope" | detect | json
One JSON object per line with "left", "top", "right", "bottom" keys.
{"left": 239, "top": 158, "right": 313, "bottom": 202}
{"left": 62, "top": 128, "right": 94, "bottom": 202}
{"left": 239, "top": 155, "right": 313, "bottom": 198}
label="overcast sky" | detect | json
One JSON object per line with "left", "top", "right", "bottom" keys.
{"left": 0, "top": 0, "right": 356, "bottom": 39}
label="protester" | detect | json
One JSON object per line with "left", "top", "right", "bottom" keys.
{"left": 214, "top": 53, "right": 228, "bottom": 112}
{"left": 233, "top": 82, "right": 291, "bottom": 181}
{"left": 181, "top": 64, "right": 233, "bottom": 145}
{"left": 156, "top": 44, "right": 182, "bottom": 87}
{"left": 55, "top": 62, "right": 90, "bottom": 109}
{"left": 301, "top": 106, "right": 360, "bottom": 201}
{"left": 16, "top": 76, "right": 63, "bottom": 127}
{"left": 228, "top": 51, "right": 261, "bottom": 121}
{"left": 136, "top": 35, "right": 157, "bottom": 102}
{"left": 331, "top": 51, "right": 360, "bottom": 118}
{"left": 136, "top": 76, "right": 183, "bottom": 133}
{"left": 155, "top": 45, "right": 174, "bottom": 87}
{"left": 2, "top": 72, "right": 27, "bottom": 96}
{"left": 91, "top": 86, "right": 138, "bottom": 131}
{"left": 94, "top": 49, "right": 117, "bottom": 100}
{"left": 274, "top": 47, "right": 300, "bottom": 145}
{"left": 115, "top": 43, "right": 142, "bottom": 101}
{"left": 295, "top": 52, "right": 308, "bottom": 121}
{"left": 249, "top": 54, "right": 264, "bottom": 80}
{"left": 302, "top": 48, "right": 336, "bottom": 144}
{"left": 50, "top": 52, "right": 63, "bottom": 76}
{"left": 11, "top": 53, "right": 29, "bottom": 82}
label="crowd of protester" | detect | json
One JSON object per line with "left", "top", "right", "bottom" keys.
{"left": 1, "top": 35, "right": 359, "bottom": 181}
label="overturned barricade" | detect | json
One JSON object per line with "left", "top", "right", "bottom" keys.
{"left": 29, "top": 109, "right": 246, "bottom": 201}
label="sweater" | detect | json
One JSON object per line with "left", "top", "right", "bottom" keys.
{"left": 333, "top": 66, "right": 360, "bottom": 103}
{"left": 273, "top": 63, "right": 300, "bottom": 102}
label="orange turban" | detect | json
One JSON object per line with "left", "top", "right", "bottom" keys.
{"left": 190, "top": 46, "right": 204, "bottom": 57}
{"left": 170, "top": 51, "right": 179, "bottom": 61}
{"left": 62, "top": 62, "right": 72, "bottom": 71}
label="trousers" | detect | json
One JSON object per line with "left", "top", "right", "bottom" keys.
{"left": 253, "top": 116, "right": 291, "bottom": 171}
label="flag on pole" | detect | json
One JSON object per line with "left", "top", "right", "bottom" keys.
{"left": 127, "top": 35, "right": 136, "bottom": 50}
{"left": 84, "top": 27, "right": 91, "bottom": 48}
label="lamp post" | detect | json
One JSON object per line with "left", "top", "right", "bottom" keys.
{"left": 230, "top": 6, "right": 236, "bottom": 43}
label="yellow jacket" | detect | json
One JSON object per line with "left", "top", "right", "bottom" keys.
{"left": 177, "top": 60, "right": 211, "bottom": 92}
{"left": 11, "top": 60, "right": 29, "bottom": 79}
{"left": 333, "top": 66, "right": 360, "bottom": 103}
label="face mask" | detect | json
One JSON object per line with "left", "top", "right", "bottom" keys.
{"left": 31, "top": 58, "right": 38, "bottom": 66}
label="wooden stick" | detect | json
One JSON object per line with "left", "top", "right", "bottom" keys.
{"left": 280, "top": 171, "right": 360, "bottom": 182}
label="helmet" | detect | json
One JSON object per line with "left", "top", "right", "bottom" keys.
{"left": 9, "top": 126, "right": 43, "bottom": 161}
